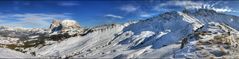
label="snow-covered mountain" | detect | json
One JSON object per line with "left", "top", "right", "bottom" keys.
{"left": 1, "top": 9, "right": 239, "bottom": 59}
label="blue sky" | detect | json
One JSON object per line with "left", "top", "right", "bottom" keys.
{"left": 0, "top": 0, "right": 239, "bottom": 28}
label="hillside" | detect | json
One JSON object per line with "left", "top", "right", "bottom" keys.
{"left": 1, "top": 9, "right": 239, "bottom": 59}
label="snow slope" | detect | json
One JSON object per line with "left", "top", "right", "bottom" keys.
{"left": 171, "top": 22, "right": 239, "bottom": 58}
{"left": 1, "top": 9, "right": 239, "bottom": 58}
{"left": 0, "top": 48, "right": 33, "bottom": 58}
{"left": 36, "top": 24, "right": 126, "bottom": 58}
{"left": 34, "top": 9, "right": 239, "bottom": 58}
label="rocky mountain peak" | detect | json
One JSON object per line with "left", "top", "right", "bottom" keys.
{"left": 49, "top": 19, "right": 83, "bottom": 35}
{"left": 49, "top": 19, "right": 61, "bottom": 31}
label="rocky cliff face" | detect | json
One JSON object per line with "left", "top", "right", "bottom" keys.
{"left": 49, "top": 19, "right": 83, "bottom": 35}
{"left": 49, "top": 20, "right": 61, "bottom": 33}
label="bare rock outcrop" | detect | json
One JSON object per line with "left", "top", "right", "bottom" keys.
{"left": 49, "top": 19, "right": 84, "bottom": 35}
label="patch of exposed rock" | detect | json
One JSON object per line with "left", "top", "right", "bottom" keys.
{"left": 49, "top": 19, "right": 84, "bottom": 36}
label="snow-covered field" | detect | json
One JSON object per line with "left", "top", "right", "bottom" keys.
{"left": 1, "top": 9, "right": 239, "bottom": 58}
{"left": 0, "top": 48, "right": 33, "bottom": 58}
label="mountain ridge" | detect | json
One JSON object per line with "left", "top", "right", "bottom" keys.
{"left": 1, "top": 9, "right": 239, "bottom": 58}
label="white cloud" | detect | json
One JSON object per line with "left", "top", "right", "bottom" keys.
{"left": 0, "top": 13, "right": 72, "bottom": 28}
{"left": 57, "top": 1, "right": 79, "bottom": 6}
{"left": 174, "top": 1, "right": 205, "bottom": 9}
{"left": 140, "top": 14, "right": 151, "bottom": 18}
{"left": 120, "top": 4, "right": 139, "bottom": 12}
{"left": 139, "top": 12, "right": 154, "bottom": 18}
{"left": 12, "top": 13, "right": 70, "bottom": 20}
{"left": 0, "top": 19, "right": 6, "bottom": 23}
{"left": 105, "top": 14, "right": 123, "bottom": 19}
{"left": 154, "top": 1, "right": 234, "bottom": 13}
